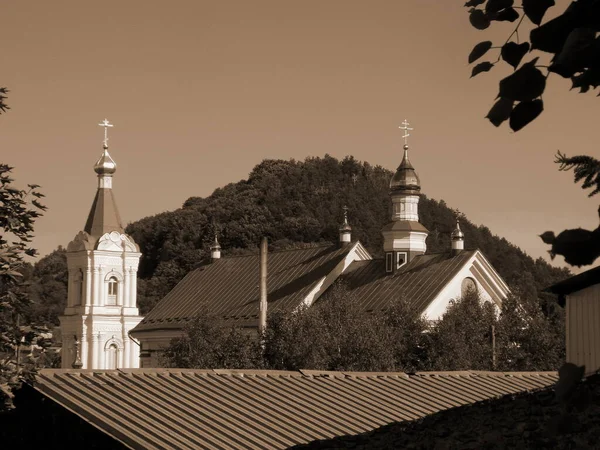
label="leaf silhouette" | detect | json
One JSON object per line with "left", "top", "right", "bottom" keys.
{"left": 547, "top": 227, "right": 600, "bottom": 266}
{"left": 486, "top": 98, "right": 513, "bottom": 127}
{"left": 494, "top": 7, "right": 519, "bottom": 22}
{"left": 470, "top": 9, "right": 491, "bottom": 30}
{"left": 471, "top": 61, "right": 494, "bottom": 77}
{"left": 523, "top": 0, "right": 555, "bottom": 26}
{"left": 469, "top": 41, "right": 493, "bottom": 63}
{"left": 499, "top": 59, "right": 546, "bottom": 101}
{"left": 464, "top": 0, "right": 485, "bottom": 6}
{"left": 486, "top": 0, "right": 513, "bottom": 14}
{"left": 539, "top": 231, "right": 555, "bottom": 245}
{"left": 501, "top": 42, "right": 530, "bottom": 69}
{"left": 509, "top": 99, "right": 544, "bottom": 131}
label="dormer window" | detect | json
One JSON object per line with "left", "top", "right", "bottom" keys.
{"left": 107, "top": 277, "right": 118, "bottom": 305}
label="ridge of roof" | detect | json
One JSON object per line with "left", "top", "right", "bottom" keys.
{"left": 36, "top": 368, "right": 557, "bottom": 379}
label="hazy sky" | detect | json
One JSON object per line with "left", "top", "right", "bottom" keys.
{"left": 2, "top": 1, "right": 598, "bottom": 274}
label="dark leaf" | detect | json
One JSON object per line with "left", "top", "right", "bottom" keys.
{"left": 530, "top": 12, "right": 573, "bottom": 53}
{"left": 501, "top": 42, "right": 530, "bottom": 69}
{"left": 495, "top": 7, "right": 519, "bottom": 22}
{"left": 469, "top": 41, "right": 493, "bottom": 63}
{"left": 539, "top": 231, "right": 555, "bottom": 245}
{"left": 471, "top": 62, "right": 494, "bottom": 77}
{"left": 523, "top": 0, "right": 555, "bottom": 26}
{"left": 550, "top": 28, "right": 596, "bottom": 79}
{"left": 498, "top": 59, "right": 546, "bottom": 101}
{"left": 509, "top": 99, "right": 544, "bottom": 131}
{"left": 470, "top": 9, "right": 491, "bottom": 30}
{"left": 465, "top": 0, "right": 486, "bottom": 6}
{"left": 486, "top": 98, "right": 514, "bottom": 126}
{"left": 571, "top": 69, "right": 600, "bottom": 93}
{"left": 555, "top": 363, "right": 585, "bottom": 404}
{"left": 486, "top": 0, "right": 513, "bottom": 14}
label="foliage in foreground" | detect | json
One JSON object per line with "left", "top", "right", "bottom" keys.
{"left": 163, "top": 282, "right": 564, "bottom": 373}
{"left": 0, "top": 164, "right": 47, "bottom": 410}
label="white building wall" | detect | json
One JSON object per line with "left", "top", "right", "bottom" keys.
{"left": 566, "top": 284, "right": 600, "bottom": 375}
{"left": 60, "top": 231, "right": 143, "bottom": 369}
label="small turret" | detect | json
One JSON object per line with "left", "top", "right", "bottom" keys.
{"left": 451, "top": 219, "right": 465, "bottom": 253}
{"left": 210, "top": 234, "right": 222, "bottom": 261}
{"left": 339, "top": 205, "right": 352, "bottom": 246}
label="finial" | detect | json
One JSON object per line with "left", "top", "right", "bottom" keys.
{"left": 99, "top": 118, "right": 114, "bottom": 148}
{"left": 72, "top": 335, "right": 83, "bottom": 369}
{"left": 342, "top": 205, "right": 349, "bottom": 225}
{"left": 399, "top": 119, "right": 413, "bottom": 148}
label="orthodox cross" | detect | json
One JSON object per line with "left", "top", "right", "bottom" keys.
{"left": 398, "top": 119, "right": 413, "bottom": 147}
{"left": 342, "top": 205, "right": 349, "bottom": 224}
{"left": 99, "top": 118, "right": 113, "bottom": 147}
{"left": 351, "top": 173, "right": 358, "bottom": 186}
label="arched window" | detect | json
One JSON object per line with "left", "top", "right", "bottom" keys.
{"left": 461, "top": 277, "right": 478, "bottom": 297}
{"left": 107, "top": 277, "right": 118, "bottom": 305}
{"left": 106, "top": 344, "right": 118, "bottom": 369}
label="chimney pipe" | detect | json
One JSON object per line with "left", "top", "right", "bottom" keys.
{"left": 259, "top": 237, "right": 268, "bottom": 335}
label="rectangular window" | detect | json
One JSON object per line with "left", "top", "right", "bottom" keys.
{"left": 396, "top": 252, "right": 407, "bottom": 269}
{"left": 385, "top": 253, "right": 393, "bottom": 273}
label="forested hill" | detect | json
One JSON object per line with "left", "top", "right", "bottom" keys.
{"left": 28, "top": 155, "right": 570, "bottom": 323}
{"left": 124, "top": 155, "right": 570, "bottom": 314}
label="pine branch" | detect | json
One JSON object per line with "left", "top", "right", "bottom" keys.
{"left": 555, "top": 151, "right": 600, "bottom": 197}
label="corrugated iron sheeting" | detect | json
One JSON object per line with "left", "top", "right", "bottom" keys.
{"left": 34, "top": 369, "right": 558, "bottom": 450}
{"left": 341, "top": 251, "right": 475, "bottom": 313}
{"left": 136, "top": 245, "right": 350, "bottom": 332}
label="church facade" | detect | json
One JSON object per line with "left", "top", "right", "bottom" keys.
{"left": 130, "top": 121, "right": 510, "bottom": 367}
{"left": 59, "top": 121, "right": 143, "bottom": 369}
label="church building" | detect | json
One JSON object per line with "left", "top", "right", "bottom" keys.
{"left": 129, "top": 120, "right": 510, "bottom": 367}
{"left": 59, "top": 120, "right": 143, "bottom": 369}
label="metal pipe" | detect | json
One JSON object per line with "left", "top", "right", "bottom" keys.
{"left": 259, "top": 237, "right": 268, "bottom": 335}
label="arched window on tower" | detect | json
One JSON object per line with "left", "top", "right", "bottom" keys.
{"left": 106, "top": 344, "right": 118, "bottom": 369}
{"left": 107, "top": 277, "right": 118, "bottom": 305}
{"left": 461, "top": 277, "right": 478, "bottom": 298}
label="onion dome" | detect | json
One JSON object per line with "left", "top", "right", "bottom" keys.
{"left": 94, "top": 145, "right": 117, "bottom": 175}
{"left": 210, "top": 234, "right": 221, "bottom": 251}
{"left": 451, "top": 219, "right": 464, "bottom": 240}
{"left": 389, "top": 145, "right": 421, "bottom": 193}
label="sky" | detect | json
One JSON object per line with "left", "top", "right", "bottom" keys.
{"left": 2, "top": 0, "right": 598, "bottom": 274}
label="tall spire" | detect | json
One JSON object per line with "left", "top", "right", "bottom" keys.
{"left": 83, "top": 119, "right": 124, "bottom": 238}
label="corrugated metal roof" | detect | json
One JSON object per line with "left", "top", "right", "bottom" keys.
{"left": 339, "top": 250, "right": 476, "bottom": 313}
{"left": 135, "top": 245, "right": 351, "bottom": 332}
{"left": 34, "top": 368, "right": 558, "bottom": 450}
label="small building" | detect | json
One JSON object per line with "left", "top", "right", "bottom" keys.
{"left": 546, "top": 265, "right": 600, "bottom": 375}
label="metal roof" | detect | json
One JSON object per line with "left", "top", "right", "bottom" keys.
{"left": 33, "top": 369, "right": 558, "bottom": 450}
{"left": 339, "top": 250, "right": 476, "bottom": 313}
{"left": 84, "top": 187, "right": 124, "bottom": 239}
{"left": 134, "top": 245, "right": 351, "bottom": 333}
{"left": 545, "top": 265, "right": 600, "bottom": 306}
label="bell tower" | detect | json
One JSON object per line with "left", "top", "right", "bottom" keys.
{"left": 59, "top": 119, "right": 143, "bottom": 369}
{"left": 381, "top": 119, "right": 429, "bottom": 273}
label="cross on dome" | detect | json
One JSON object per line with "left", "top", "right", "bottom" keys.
{"left": 99, "top": 118, "right": 114, "bottom": 148}
{"left": 398, "top": 119, "right": 413, "bottom": 148}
